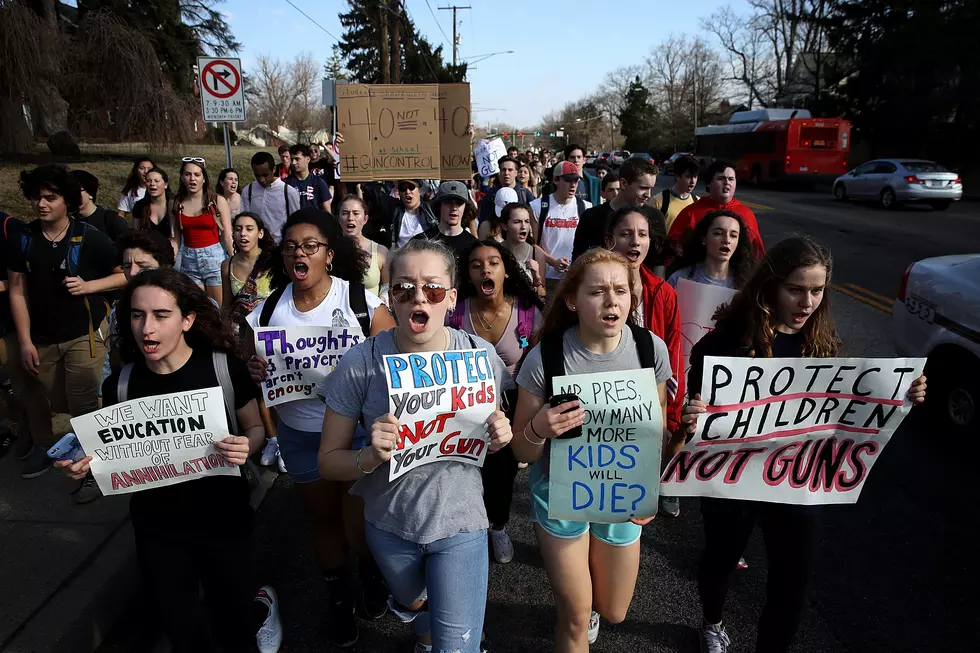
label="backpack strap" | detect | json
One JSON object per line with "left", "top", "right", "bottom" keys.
{"left": 515, "top": 299, "right": 534, "bottom": 350}
{"left": 283, "top": 182, "right": 290, "bottom": 218}
{"left": 347, "top": 281, "right": 371, "bottom": 334}
{"left": 117, "top": 363, "right": 134, "bottom": 403}
{"left": 212, "top": 350, "right": 241, "bottom": 435}
{"left": 541, "top": 328, "right": 566, "bottom": 399}
{"left": 3, "top": 214, "right": 10, "bottom": 240}
{"left": 258, "top": 285, "right": 288, "bottom": 327}
{"left": 248, "top": 183, "right": 253, "bottom": 203}
{"left": 661, "top": 188, "right": 671, "bottom": 215}
{"left": 538, "top": 195, "right": 551, "bottom": 232}
{"left": 575, "top": 197, "right": 587, "bottom": 218}
{"left": 627, "top": 323, "right": 658, "bottom": 369}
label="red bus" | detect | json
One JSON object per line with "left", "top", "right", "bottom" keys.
{"left": 695, "top": 109, "right": 851, "bottom": 184}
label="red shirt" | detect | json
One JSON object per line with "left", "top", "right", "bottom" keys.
{"left": 180, "top": 205, "right": 220, "bottom": 249}
{"left": 667, "top": 196, "right": 766, "bottom": 259}
{"left": 638, "top": 266, "right": 684, "bottom": 434}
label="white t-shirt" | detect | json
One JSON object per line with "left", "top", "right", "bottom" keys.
{"left": 530, "top": 193, "right": 592, "bottom": 279}
{"left": 246, "top": 278, "right": 384, "bottom": 432}
{"left": 117, "top": 186, "right": 146, "bottom": 213}
{"left": 397, "top": 208, "right": 423, "bottom": 248}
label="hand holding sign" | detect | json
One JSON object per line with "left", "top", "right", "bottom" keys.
{"left": 907, "top": 375, "right": 927, "bottom": 404}
{"left": 486, "top": 410, "right": 513, "bottom": 452}
{"left": 369, "top": 413, "right": 400, "bottom": 465}
{"left": 681, "top": 394, "right": 707, "bottom": 435}
{"left": 213, "top": 435, "right": 251, "bottom": 466}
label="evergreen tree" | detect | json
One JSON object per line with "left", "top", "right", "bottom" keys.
{"left": 325, "top": 45, "right": 349, "bottom": 81}
{"left": 618, "top": 77, "right": 657, "bottom": 152}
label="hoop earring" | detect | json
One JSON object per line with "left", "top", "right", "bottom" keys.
{"left": 327, "top": 262, "right": 333, "bottom": 272}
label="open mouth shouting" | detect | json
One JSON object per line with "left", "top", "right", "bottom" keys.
{"left": 517, "top": 229, "right": 528, "bottom": 241}
{"left": 624, "top": 249, "right": 642, "bottom": 263}
{"left": 409, "top": 308, "right": 430, "bottom": 333}
{"left": 344, "top": 221, "right": 357, "bottom": 235}
{"left": 141, "top": 338, "right": 161, "bottom": 356}
{"left": 790, "top": 310, "right": 811, "bottom": 325}
{"left": 480, "top": 279, "right": 495, "bottom": 296}
{"left": 292, "top": 261, "right": 309, "bottom": 281}
{"left": 718, "top": 245, "right": 732, "bottom": 256}
{"left": 601, "top": 311, "right": 620, "bottom": 327}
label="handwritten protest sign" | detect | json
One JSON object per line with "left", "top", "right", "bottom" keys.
{"left": 253, "top": 326, "right": 363, "bottom": 407}
{"left": 661, "top": 356, "right": 926, "bottom": 504}
{"left": 474, "top": 137, "right": 507, "bottom": 179}
{"left": 383, "top": 348, "right": 497, "bottom": 481}
{"left": 71, "top": 387, "right": 238, "bottom": 496}
{"left": 338, "top": 83, "right": 471, "bottom": 181}
{"left": 548, "top": 369, "right": 663, "bottom": 522}
{"left": 677, "top": 278, "right": 737, "bottom": 384}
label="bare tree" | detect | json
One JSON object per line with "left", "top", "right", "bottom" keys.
{"left": 685, "top": 36, "right": 724, "bottom": 127}
{"left": 286, "top": 54, "right": 331, "bottom": 140}
{"left": 0, "top": 1, "right": 54, "bottom": 151}
{"left": 702, "top": 6, "right": 773, "bottom": 108}
{"left": 251, "top": 55, "right": 301, "bottom": 132}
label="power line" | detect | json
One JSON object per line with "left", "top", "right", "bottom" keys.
{"left": 424, "top": 0, "right": 452, "bottom": 45}
{"left": 282, "top": 0, "right": 339, "bottom": 41}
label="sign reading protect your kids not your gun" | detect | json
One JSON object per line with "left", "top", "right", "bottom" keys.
{"left": 548, "top": 369, "right": 664, "bottom": 523}
{"left": 71, "top": 387, "right": 238, "bottom": 495}
{"left": 253, "top": 325, "right": 364, "bottom": 407}
{"left": 660, "top": 356, "right": 926, "bottom": 504}
{"left": 383, "top": 348, "right": 497, "bottom": 481}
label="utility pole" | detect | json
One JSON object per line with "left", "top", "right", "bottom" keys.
{"left": 390, "top": 0, "right": 401, "bottom": 84}
{"left": 439, "top": 5, "right": 471, "bottom": 67}
{"left": 380, "top": 1, "right": 390, "bottom": 83}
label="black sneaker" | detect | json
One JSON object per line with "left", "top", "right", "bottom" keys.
{"left": 328, "top": 604, "right": 359, "bottom": 648}
{"left": 356, "top": 561, "right": 389, "bottom": 620}
{"left": 14, "top": 433, "right": 34, "bottom": 461}
{"left": 481, "top": 631, "right": 491, "bottom": 653}
{"left": 72, "top": 474, "right": 101, "bottom": 505}
{"left": 0, "top": 432, "right": 14, "bottom": 459}
{"left": 21, "top": 446, "right": 51, "bottom": 479}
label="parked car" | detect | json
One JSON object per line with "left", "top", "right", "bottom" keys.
{"left": 834, "top": 159, "right": 963, "bottom": 210}
{"left": 608, "top": 150, "right": 631, "bottom": 167}
{"left": 631, "top": 153, "right": 654, "bottom": 163}
{"left": 894, "top": 254, "right": 980, "bottom": 433}
{"left": 584, "top": 154, "right": 597, "bottom": 167}
{"left": 664, "top": 152, "right": 695, "bottom": 174}
{"left": 596, "top": 152, "right": 610, "bottom": 165}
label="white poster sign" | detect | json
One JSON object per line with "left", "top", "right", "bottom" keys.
{"left": 677, "top": 277, "right": 736, "bottom": 384}
{"left": 474, "top": 137, "right": 507, "bottom": 179}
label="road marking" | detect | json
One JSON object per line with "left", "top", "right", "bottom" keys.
{"left": 740, "top": 200, "right": 775, "bottom": 211}
{"left": 831, "top": 284, "right": 893, "bottom": 314}
{"left": 843, "top": 283, "right": 895, "bottom": 305}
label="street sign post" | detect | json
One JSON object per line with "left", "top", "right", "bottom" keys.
{"left": 197, "top": 57, "right": 246, "bottom": 168}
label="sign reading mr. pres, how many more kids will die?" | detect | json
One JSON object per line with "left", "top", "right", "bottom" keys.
{"left": 337, "top": 83, "right": 471, "bottom": 181}
{"left": 253, "top": 326, "right": 363, "bottom": 407}
{"left": 383, "top": 348, "right": 497, "bottom": 481}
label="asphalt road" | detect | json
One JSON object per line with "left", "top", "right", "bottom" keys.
{"left": 100, "top": 184, "right": 979, "bottom": 653}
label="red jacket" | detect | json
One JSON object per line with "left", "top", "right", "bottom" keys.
{"left": 638, "top": 266, "right": 683, "bottom": 435}
{"left": 667, "top": 197, "right": 766, "bottom": 259}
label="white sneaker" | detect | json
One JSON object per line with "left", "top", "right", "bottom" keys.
{"left": 255, "top": 585, "right": 283, "bottom": 653}
{"left": 260, "top": 438, "right": 280, "bottom": 466}
{"left": 588, "top": 610, "right": 600, "bottom": 644}
{"left": 699, "top": 620, "right": 730, "bottom": 653}
{"left": 489, "top": 527, "right": 514, "bottom": 564}
{"left": 277, "top": 450, "right": 287, "bottom": 473}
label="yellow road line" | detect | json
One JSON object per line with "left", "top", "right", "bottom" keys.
{"left": 740, "top": 200, "right": 775, "bottom": 211}
{"left": 843, "top": 282, "right": 894, "bottom": 305}
{"left": 831, "top": 284, "right": 893, "bottom": 314}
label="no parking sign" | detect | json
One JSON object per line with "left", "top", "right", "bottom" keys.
{"left": 197, "top": 57, "right": 246, "bottom": 122}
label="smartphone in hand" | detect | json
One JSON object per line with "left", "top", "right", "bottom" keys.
{"left": 549, "top": 393, "right": 583, "bottom": 440}
{"left": 46, "top": 432, "right": 86, "bottom": 462}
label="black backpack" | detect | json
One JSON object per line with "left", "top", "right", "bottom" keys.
{"left": 258, "top": 280, "right": 371, "bottom": 334}
{"left": 541, "top": 323, "right": 659, "bottom": 398}
{"left": 659, "top": 188, "right": 699, "bottom": 216}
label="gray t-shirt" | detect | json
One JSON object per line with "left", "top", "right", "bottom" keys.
{"left": 322, "top": 328, "right": 515, "bottom": 544}
{"left": 667, "top": 264, "right": 735, "bottom": 289}
{"left": 516, "top": 326, "right": 672, "bottom": 480}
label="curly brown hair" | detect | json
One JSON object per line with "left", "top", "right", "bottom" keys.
{"left": 714, "top": 236, "right": 840, "bottom": 358}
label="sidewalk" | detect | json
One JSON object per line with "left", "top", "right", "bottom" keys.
{"left": 0, "top": 417, "right": 278, "bottom": 653}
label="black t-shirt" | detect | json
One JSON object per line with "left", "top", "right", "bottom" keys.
{"left": 414, "top": 226, "right": 477, "bottom": 259}
{"left": 688, "top": 323, "right": 806, "bottom": 398}
{"left": 571, "top": 202, "right": 614, "bottom": 261}
{"left": 80, "top": 206, "right": 129, "bottom": 243}
{"left": 0, "top": 213, "right": 22, "bottom": 336}
{"left": 102, "top": 348, "right": 259, "bottom": 537}
{"left": 6, "top": 219, "right": 118, "bottom": 345}
{"left": 132, "top": 197, "right": 173, "bottom": 240}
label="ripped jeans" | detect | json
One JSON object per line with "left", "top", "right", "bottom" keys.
{"left": 364, "top": 522, "right": 488, "bottom": 652}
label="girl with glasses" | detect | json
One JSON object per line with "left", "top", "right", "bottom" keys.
{"left": 172, "top": 159, "right": 233, "bottom": 305}
{"left": 244, "top": 208, "right": 395, "bottom": 647}
{"left": 318, "top": 238, "right": 515, "bottom": 653}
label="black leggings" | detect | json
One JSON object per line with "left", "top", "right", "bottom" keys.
{"left": 481, "top": 444, "right": 520, "bottom": 529}
{"left": 698, "top": 497, "right": 822, "bottom": 653}
{"left": 135, "top": 526, "right": 259, "bottom": 653}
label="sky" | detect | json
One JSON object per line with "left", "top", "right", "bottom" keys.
{"left": 224, "top": 0, "right": 747, "bottom": 129}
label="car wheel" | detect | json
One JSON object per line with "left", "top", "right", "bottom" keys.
{"left": 880, "top": 187, "right": 898, "bottom": 209}
{"left": 930, "top": 200, "right": 951, "bottom": 211}
{"left": 925, "top": 355, "right": 979, "bottom": 435}
{"left": 834, "top": 183, "right": 847, "bottom": 201}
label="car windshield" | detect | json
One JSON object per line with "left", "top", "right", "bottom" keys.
{"left": 902, "top": 161, "right": 949, "bottom": 173}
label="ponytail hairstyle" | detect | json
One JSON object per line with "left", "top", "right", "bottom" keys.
{"left": 233, "top": 212, "right": 279, "bottom": 278}
{"left": 714, "top": 236, "right": 840, "bottom": 358}
{"left": 272, "top": 207, "right": 369, "bottom": 289}
{"left": 538, "top": 248, "right": 638, "bottom": 338}
{"left": 116, "top": 268, "right": 238, "bottom": 364}
{"left": 666, "top": 209, "right": 756, "bottom": 288}
{"left": 122, "top": 157, "right": 155, "bottom": 197}
{"left": 457, "top": 239, "right": 544, "bottom": 310}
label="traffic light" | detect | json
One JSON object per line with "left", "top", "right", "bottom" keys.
{"left": 503, "top": 132, "right": 509, "bottom": 137}
{"left": 549, "top": 132, "right": 555, "bottom": 137}
{"left": 518, "top": 131, "right": 524, "bottom": 137}
{"left": 535, "top": 131, "right": 541, "bottom": 137}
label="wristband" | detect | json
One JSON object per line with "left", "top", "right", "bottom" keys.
{"left": 529, "top": 417, "right": 546, "bottom": 442}
{"left": 522, "top": 426, "right": 545, "bottom": 446}
{"left": 355, "top": 447, "right": 378, "bottom": 474}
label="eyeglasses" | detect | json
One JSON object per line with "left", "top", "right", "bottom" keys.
{"left": 390, "top": 282, "right": 448, "bottom": 304}
{"left": 282, "top": 241, "right": 330, "bottom": 256}
{"left": 398, "top": 183, "right": 418, "bottom": 192}
{"left": 182, "top": 157, "right": 206, "bottom": 164}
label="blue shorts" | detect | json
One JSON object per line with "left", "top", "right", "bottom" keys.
{"left": 528, "top": 461, "right": 642, "bottom": 547}
{"left": 277, "top": 419, "right": 369, "bottom": 484}
{"left": 179, "top": 241, "right": 226, "bottom": 287}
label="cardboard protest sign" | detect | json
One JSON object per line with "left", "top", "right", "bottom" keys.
{"left": 661, "top": 356, "right": 926, "bottom": 504}
{"left": 253, "top": 326, "right": 363, "bottom": 407}
{"left": 71, "top": 387, "right": 238, "bottom": 496}
{"left": 474, "top": 137, "right": 507, "bottom": 179}
{"left": 677, "top": 278, "right": 737, "bottom": 385}
{"left": 337, "top": 83, "right": 471, "bottom": 181}
{"left": 383, "top": 348, "right": 497, "bottom": 480}
{"left": 548, "top": 369, "right": 663, "bottom": 522}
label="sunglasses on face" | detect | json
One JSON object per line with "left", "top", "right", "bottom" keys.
{"left": 182, "top": 157, "right": 206, "bottom": 164}
{"left": 398, "top": 183, "right": 418, "bottom": 192}
{"left": 390, "top": 282, "right": 448, "bottom": 304}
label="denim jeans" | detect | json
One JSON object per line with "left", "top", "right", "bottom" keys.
{"left": 364, "top": 522, "right": 488, "bottom": 652}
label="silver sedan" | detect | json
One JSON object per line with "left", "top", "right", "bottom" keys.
{"left": 833, "top": 158, "right": 963, "bottom": 210}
